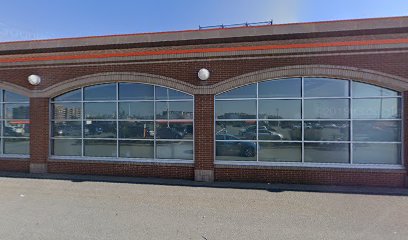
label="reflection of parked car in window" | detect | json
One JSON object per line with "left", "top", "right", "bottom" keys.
{"left": 239, "top": 125, "right": 283, "bottom": 140}
{"left": 157, "top": 127, "right": 184, "bottom": 139}
{"left": 216, "top": 133, "right": 256, "bottom": 157}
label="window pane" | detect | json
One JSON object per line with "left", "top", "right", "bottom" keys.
{"left": 215, "top": 100, "right": 256, "bottom": 119}
{"left": 156, "top": 101, "right": 193, "bottom": 120}
{"left": 4, "top": 91, "right": 28, "bottom": 102}
{"left": 353, "top": 120, "right": 401, "bottom": 142}
{"left": 84, "top": 121, "right": 116, "bottom": 138}
{"left": 52, "top": 139, "right": 81, "bottom": 156}
{"left": 259, "top": 121, "right": 301, "bottom": 140}
{"left": 156, "top": 141, "right": 193, "bottom": 160}
{"left": 304, "top": 78, "right": 349, "bottom": 97}
{"left": 118, "top": 121, "right": 154, "bottom": 139}
{"left": 216, "top": 141, "right": 257, "bottom": 161}
{"left": 52, "top": 103, "right": 82, "bottom": 120}
{"left": 84, "top": 84, "right": 116, "bottom": 101}
{"left": 258, "top": 142, "right": 301, "bottom": 162}
{"left": 216, "top": 121, "right": 257, "bottom": 140}
{"left": 156, "top": 121, "right": 193, "bottom": 140}
{"left": 353, "top": 143, "right": 401, "bottom": 165}
{"left": 155, "top": 87, "right": 192, "bottom": 100}
{"left": 84, "top": 103, "right": 116, "bottom": 119}
{"left": 4, "top": 121, "right": 30, "bottom": 137}
{"left": 53, "top": 89, "right": 81, "bottom": 102}
{"left": 304, "top": 143, "right": 349, "bottom": 163}
{"left": 52, "top": 121, "right": 81, "bottom": 138}
{"left": 259, "top": 100, "right": 301, "bottom": 119}
{"left": 4, "top": 138, "right": 29, "bottom": 155}
{"left": 216, "top": 84, "right": 257, "bottom": 99}
{"left": 84, "top": 140, "right": 116, "bottom": 157}
{"left": 258, "top": 78, "right": 301, "bottom": 98}
{"left": 118, "top": 102, "right": 154, "bottom": 120}
{"left": 352, "top": 81, "right": 399, "bottom": 97}
{"left": 304, "top": 99, "right": 349, "bottom": 119}
{"left": 353, "top": 98, "right": 400, "bottom": 119}
{"left": 119, "top": 140, "right": 154, "bottom": 158}
{"left": 4, "top": 103, "right": 29, "bottom": 119}
{"left": 119, "top": 83, "right": 154, "bottom": 100}
{"left": 304, "top": 121, "right": 349, "bottom": 141}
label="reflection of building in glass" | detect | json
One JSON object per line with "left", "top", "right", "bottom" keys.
{"left": 54, "top": 105, "right": 81, "bottom": 119}
{"left": 6, "top": 106, "right": 29, "bottom": 119}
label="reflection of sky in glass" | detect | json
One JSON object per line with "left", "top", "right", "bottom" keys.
{"left": 155, "top": 87, "right": 192, "bottom": 100}
{"left": 216, "top": 84, "right": 256, "bottom": 99}
{"left": 304, "top": 78, "right": 349, "bottom": 97}
{"left": 259, "top": 100, "right": 301, "bottom": 119}
{"left": 84, "top": 84, "right": 116, "bottom": 101}
{"left": 84, "top": 103, "right": 116, "bottom": 119}
{"left": 119, "top": 83, "right": 154, "bottom": 100}
{"left": 258, "top": 78, "right": 301, "bottom": 98}
{"left": 119, "top": 102, "right": 154, "bottom": 119}
{"left": 4, "top": 91, "right": 29, "bottom": 102}
{"left": 216, "top": 100, "right": 256, "bottom": 119}
{"left": 353, "top": 98, "right": 400, "bottom": 119}
{"left": 352, "top": 82, "right": 398, "bottom": 97}
{"left": 304, "top": 99, "right": 349, "bottom": 119}
{"left": 53, "top": 89, "right": 81, "bottom": 101}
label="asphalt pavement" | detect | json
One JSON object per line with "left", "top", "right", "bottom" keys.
{"left": 0, "top": 172, "right": 407, "bottom": 240}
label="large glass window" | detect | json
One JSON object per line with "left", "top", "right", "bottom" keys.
{"left": 51, "top": 83, "right": 193, "bottom": 161}
{"left": 215, "top": 78, "right": 402, "bottom": 166}
{"left": 0, "top": 90, "right": 30, "bottom": 155}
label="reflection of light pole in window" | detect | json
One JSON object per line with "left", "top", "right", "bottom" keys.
{"left": 166, "top": 89, "right": 170, "bottom": 128}
{"left": 276, "top": 108, "right": 280, "bottom": 127}
{"left": 379, "top": 88, "right": 383, "bottom": 119}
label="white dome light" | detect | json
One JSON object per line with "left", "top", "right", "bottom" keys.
{"left": 28, "top": 75, "right": 41, "bottom": 85}
{"left": 198, "top": 68, "right": 210, "bottom": 81}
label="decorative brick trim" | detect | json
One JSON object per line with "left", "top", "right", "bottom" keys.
{"left": 209, "top": 64, "right": 408, "bottom": 94}
{"left": 0, "top": 81, "right": 30, "bottom": 97}
{"left": 33, "top": 72, "right": 198, "bottom": 98}
{"left": 30, "top": 65, "right": 408, "bottom": 98}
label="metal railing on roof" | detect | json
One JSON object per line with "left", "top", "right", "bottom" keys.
{"left": 199, "top": 20, "right": 273, "bottom": 30}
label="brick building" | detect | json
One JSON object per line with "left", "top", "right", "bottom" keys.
{"left": 0, "top": 16, "right": 407, "bottom": 187}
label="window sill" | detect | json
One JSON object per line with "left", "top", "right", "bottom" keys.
{"left": 215, "top": 161, "right": 405, "bottom": 172}
{"left": 49, "top": 156, "right": 194, "bottom": 166}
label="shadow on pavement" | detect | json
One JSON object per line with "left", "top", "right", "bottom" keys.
{"left": 0, "top": 171, "right": 407, "bottom": 196}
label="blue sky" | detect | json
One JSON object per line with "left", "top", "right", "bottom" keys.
{"left": 0, "top": 0, "right": 407, "bottom": 42}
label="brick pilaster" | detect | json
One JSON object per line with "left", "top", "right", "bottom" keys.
{"left": 194, "top": 94, "right": 215, "bottom": 181}
{"left": 29, "top": 97, "right": 49, "bottom": 173}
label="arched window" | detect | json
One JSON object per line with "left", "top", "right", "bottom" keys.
{"left": 215, "top": 78, "right": 402, "bottom": 166}
{"left": 51, "top": 83, "right": 194, "bottom": 161}
{"left": 0, "top": 90, "right": 30, "bottom": 156}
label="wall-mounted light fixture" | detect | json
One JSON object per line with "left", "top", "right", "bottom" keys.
{"left": 28, "top": 75, "right": 41, "bottom": 85}
{"left": 198, "top": 68, "right": 210, "bottom": 81}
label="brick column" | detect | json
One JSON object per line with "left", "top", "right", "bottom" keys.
{"left": 29, "top": 97, "right": 49, "bottom": 173}
{"left": 194, "top": 94, "right": 215, "bottom": 182}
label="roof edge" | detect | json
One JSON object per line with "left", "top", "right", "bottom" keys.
{"left": 0, "top": 15, "right": 407, "bottom": 52}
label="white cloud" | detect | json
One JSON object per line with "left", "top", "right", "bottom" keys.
{"left": 257, "top": 0, "right": 305, "bottom": 24}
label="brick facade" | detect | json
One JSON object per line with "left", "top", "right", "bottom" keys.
{"left": 0, "top": 17, "right": 407, "bottom": 187}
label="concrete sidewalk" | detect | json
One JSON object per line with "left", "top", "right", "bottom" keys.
{"left": 0, "top": 172, "right": 407, "bottom": 240}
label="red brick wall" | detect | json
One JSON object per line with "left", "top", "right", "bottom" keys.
{"left": 215, "top": 167, "right": 406, "bottom": 188}
{"left": 48, "top": 161, "right": 194, "bottom": 179}
{"left": 194, "top": 94, "right": 214, "bottom": 170}
{"left": 29, "top": 98, "right": 49, "bottom": 164}
{"left": 0, "top": 159, "right": 29, "bottom": 172}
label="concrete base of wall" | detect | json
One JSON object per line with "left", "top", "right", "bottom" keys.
{"left": 30, "top": 163, "right": 47, "bottom": 174}
{"left": 194, "top": 170, "right": 214, "bottom": 182}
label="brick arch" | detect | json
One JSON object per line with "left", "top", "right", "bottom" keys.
{"left": 208, "top": 65, "right": 408, "bottom": 95}
{"left": 33, "top": 72, "right": 198, "bottom": 98}
{"left": 0, "top": 81, "right": 31, "bottom": 97}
